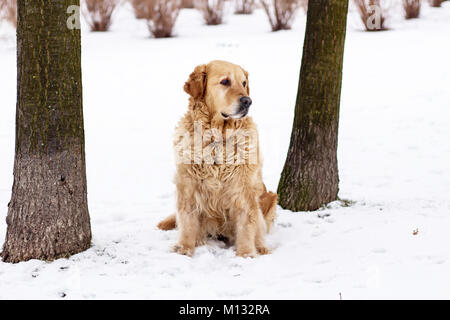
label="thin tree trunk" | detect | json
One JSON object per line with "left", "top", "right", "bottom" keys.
{"left": 1, "top": 0, "right": 91, "bottom": 263}
{"left": 277, "top": 0, "right": 348, "bottom": 212}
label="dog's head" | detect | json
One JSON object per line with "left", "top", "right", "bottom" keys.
{"left": 184, "top": 60, "right": 251, "bottom": 120}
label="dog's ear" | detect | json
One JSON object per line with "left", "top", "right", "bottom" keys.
{"left": 242, "top": 68, "right": 250, "bottom": 95}
{"left": 184, "top": 64, "right": 207, "bottom": 100}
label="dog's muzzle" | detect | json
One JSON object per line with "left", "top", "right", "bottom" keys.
{"left": 222, "top": 96, "right": 252, "bottom": 119}
{"left": 236, "top": 96, "right": 252, "bottom": 118}
{"left": 239, "top": 96, "right": 252, "bottom": 110}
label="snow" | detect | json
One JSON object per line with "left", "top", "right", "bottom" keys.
{"left": 1, "top": 2, "right": 450, "bottom": 299}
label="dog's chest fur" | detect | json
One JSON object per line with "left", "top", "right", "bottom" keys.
{"left": 174, "top": 107, "right": 263, "bottom": 225}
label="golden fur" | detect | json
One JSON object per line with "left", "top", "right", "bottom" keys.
{"left": 157, "top": 60, "right": 278, "bottom": 258}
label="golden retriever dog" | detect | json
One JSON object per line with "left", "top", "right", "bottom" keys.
{"left": 157, "top": 60, "right": 277, "bottom": 258}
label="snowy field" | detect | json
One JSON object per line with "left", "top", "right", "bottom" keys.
{"left": 0, "top": 2, "right": 450, "bottom": 299}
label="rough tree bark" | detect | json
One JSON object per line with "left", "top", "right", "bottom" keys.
{"left": 1, "top": 0, "right": 92, "bottom": 263}
{"left": 277, "top": 0, "right": 349, "bottom": 212}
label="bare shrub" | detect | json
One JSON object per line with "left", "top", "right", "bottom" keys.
{"left": 403, "top": 0, "right": 420, "bottom": 19}
{"left": 0, "top": 0, "right": 17, "bottom": 28}
{"left": 182, "top": 0, "right": 195, "bottom": 8}
{"left": 299, "top": 0, "right": 308, "bottom": 11}
{"left": 235, "top": 0, "right": 255, "bottom": 14}
{"left": 260, "top": 0, "right": 306, "bottom": 31}
{"left": 130, "top": 0, "right": 183, "bottom": 19}
{"left": 353, "top": 0, "right": 388, "bottom": 31}
{"left": 82, "top": 0, "right": 120, "bottom": 31}
{"left": 133, "top": 0, "right": 182, "bottom": 38}
{"left": 429, "top": 0, "right": 443, "bottom": 6}
{"left": 195, "top": 0, "right": 225, "bottom": 25}
{"left": 146, "top": 0, "right": 182, "bottom": 37}
{"left": 130, "top": 0, "right": 148, "bottom": 18}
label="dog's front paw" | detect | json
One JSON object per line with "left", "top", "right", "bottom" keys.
{"left": 236, "top": 248, "right": 257, "bottom": 258}
{"left": 256, "top": 245, "right": 271, "bottom": 255}
{"left": 173, "top": 244, "right": 194, "bottom": 257}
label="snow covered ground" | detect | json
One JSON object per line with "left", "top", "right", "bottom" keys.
{"left": 0, "top": 2, "right": 449, "bottom": 299}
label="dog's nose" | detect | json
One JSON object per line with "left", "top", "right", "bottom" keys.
{"left": 240, "top": 96, "right": 252, "bottom": 108}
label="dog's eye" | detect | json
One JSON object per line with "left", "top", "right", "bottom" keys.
{"left": 220, "top": 79, "right": 230, "bottom": 86}
{"left": 243, "top": 81, "right": 247, "bottom": 87}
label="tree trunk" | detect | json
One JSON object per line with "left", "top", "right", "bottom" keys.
{"left": 1, "top": 0, "right": 91, "bottom": 263}
{"left": 277, "top": 0, "right": 349, "bottom": 212}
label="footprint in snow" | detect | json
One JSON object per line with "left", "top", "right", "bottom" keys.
{"left": 277, "top": 222, "right": 292, "bottom": 228}
{"left": 311, "top": 229, "right": 326, "bottom": 237}
{"left": 315, "top": 259, "right": 332, "bottom": 265}
{"left": 415, "top": 255, "right": 447, "bottom": 265}
{"left": 371, "top": 248, "right": 387, "bottom": 254}
{"left": 158, "top": 192, "right": 173, "bottom": 199}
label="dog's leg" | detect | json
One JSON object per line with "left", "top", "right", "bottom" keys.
{"left": 234, "top": 197, "right": 260, "bottom": 258}
{"left": 255, "top": 211, "right": 270, "bottom": 255}
{"left": 235, "top": 217, "right": 257, "bottom": 258}
{"left": 173, "top": 209, "right": 200, "bottom": 257}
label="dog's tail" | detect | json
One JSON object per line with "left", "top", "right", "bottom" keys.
{"left": 156, "top": 191, "right": 278, "bottom": 232}
{"left": 259, "top": 191, "right": 278, "bottom": 232}
{"left": 157, "top": 213, "right": 177, "bottom": 231}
